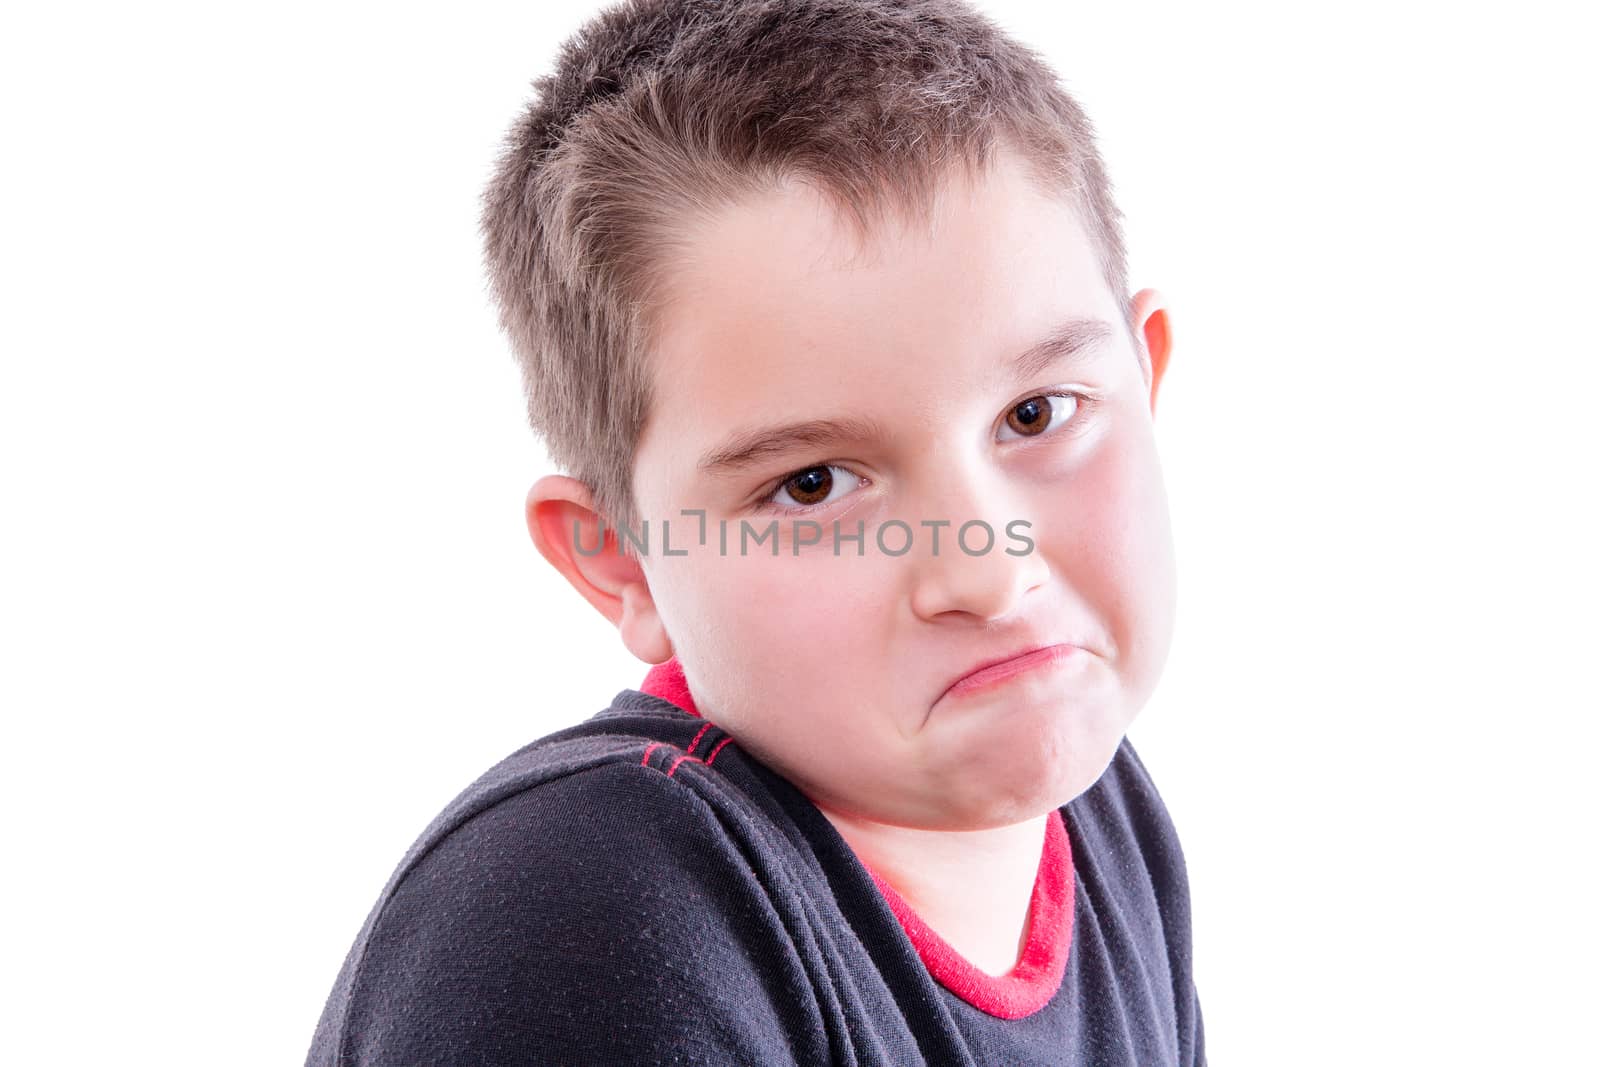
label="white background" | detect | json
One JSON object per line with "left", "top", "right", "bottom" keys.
{"left": 3, "top": 1, "right": 1596, "bottom": 1063}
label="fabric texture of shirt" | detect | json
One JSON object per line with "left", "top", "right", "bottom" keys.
{"left": 305, "top": 656, "right": 1205, "bottom": 1065}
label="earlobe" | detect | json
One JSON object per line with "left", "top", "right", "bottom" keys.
{"left": 524, "top": 475, "right": 675, "bottom": 664}
{"left": 619, "top": 582, "right": 675, "bottom": 665}
{"left": 1131, "top": 288, "right": 1173, "bottom": 416}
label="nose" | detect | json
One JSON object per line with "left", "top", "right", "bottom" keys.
{"left": 905, "top": 470, "right": 1050, "bottom": 623}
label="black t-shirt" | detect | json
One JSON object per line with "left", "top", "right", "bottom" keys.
{"left": 306, "top": 672, "right": 1204, "bottom": 1065}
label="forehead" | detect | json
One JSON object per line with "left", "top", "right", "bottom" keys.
{"left": 636, "top": 152, "right": 1119, "bottom": 491}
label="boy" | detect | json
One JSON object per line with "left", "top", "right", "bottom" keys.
{"left": 307, "top": 0, "right": 1203, "bottom": 1063}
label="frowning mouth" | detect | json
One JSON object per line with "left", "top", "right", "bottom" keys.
{"left": 939, "top": 643, "right": 1082, "bottom": 702}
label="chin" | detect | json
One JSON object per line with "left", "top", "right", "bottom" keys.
{"left": 1056, "top": 736, "right": 1124, "bottom": 802}
{"left": 924, "top": 741, "right": 1118, "bottom": 831}
{"left": 1030, "top": 710, "right": 1132, "bottom": 809}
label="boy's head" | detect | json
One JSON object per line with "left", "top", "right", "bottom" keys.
{"left": 483, "top": 0, "right": 1176, "bottom": 831}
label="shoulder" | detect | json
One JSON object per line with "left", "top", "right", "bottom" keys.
{"left": 311, "top": 751, "right": 819, "bottom": 1066}
{"left": 1066, "top": 735, "right": 1192, "bottom": 883}
{"left": 385, "top": 756, "right": 763, "bottom": 930}
{"left": 1063, "top": 736, "right": 1204, "bottom": 1064}
{"left": 1061, "top": 736, "right": 1196, "bottom": 966}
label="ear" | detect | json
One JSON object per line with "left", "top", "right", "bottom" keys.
{"left": 524, "top": 475, "right": 674, "bottom": 665}
{"left": 1130, "top": 288, "right": 1173, "bottom": 417}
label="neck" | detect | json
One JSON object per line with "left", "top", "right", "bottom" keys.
{"left": 816, "top": 805, "right": 1049, "bottom": 977}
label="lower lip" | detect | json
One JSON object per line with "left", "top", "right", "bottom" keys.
{"left": 944, "top": 644, "right": 1080, "bottom": 699}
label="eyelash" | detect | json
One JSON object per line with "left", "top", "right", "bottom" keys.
{"left": 751, "top": 390, "right": 1098, "bottom": 516}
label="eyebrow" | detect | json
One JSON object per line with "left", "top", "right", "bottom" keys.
{"left": 1007, "top": 316, "right": 1117, "bottom": 383}
{"left": 696, "top": 315, "right": 1118, "bottom": 478}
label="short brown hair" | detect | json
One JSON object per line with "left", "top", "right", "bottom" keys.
{"left": 480, "top": 0, "right": 1136, "bottom": 540}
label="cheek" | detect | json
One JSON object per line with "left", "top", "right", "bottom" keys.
{"left": 1045, "top": 421, "right": 1176, "bottom": 675}
{"left": 659, "top": 546, "right": 885, "bottom": 732}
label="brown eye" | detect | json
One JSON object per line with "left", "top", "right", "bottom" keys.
{"left": 782, "top": 466, "right": 833, "bottom": 506}
{"left": 760, "top": 463, "right": 865, "bottom": 514}
{"left": 998, "top": 392, "right": 1082, "bottom": 442}
{"left": 1006, "top": 395, "right": 1052, "bottom": 436}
